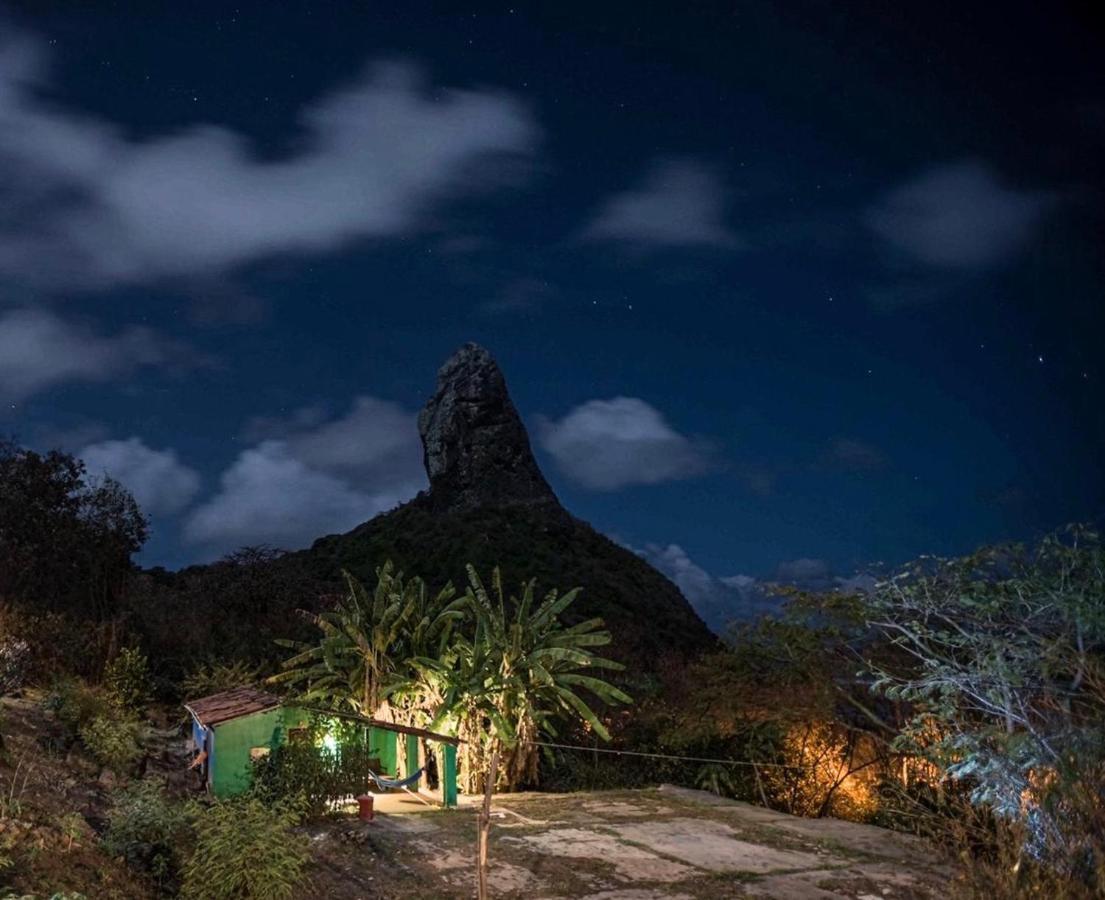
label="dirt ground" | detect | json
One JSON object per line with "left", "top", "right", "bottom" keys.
{"left": 305, "top": 784, "right": 955, "bottom": 899}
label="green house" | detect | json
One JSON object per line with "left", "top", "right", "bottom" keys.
{"left": 184, "top": 687, "right": 458, "bottom": 805}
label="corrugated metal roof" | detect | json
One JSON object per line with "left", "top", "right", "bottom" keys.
{"left": 184, "top": 687, "right": 282, "bottom": 728}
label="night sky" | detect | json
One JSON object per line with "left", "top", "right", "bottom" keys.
{"left": 2, "top": 3, "right": 1102, "bottom": 619}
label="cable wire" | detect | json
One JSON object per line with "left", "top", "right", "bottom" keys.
{"left": 523, "top": 740, "right": 803, "bottom": 769}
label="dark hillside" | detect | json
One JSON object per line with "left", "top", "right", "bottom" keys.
{"left": 294, "top": 492, "right": 715, "bottom": 666}
{"left": 285, "top": 342, "right": 715, "bottom": 668}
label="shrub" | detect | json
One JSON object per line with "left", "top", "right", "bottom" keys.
{"left": 104, "top": 780, "right": 191, "bottom": 889}
{"left": 180, "top": 797, "right": 308, "bottom": 900}
{"left": 103, "top": 647, "right": 152, "bottom": 713}
{"left": 45, "top": 679, "right": 112, "bottom": 736}
{"left": 45, "top": 678, "right": 144, "bottom": 770}
{"left": 78, "top": 714, "right": 142, "bottom": 772}
{"left": 250, "top": 719, "right": 376, "bottom": 818}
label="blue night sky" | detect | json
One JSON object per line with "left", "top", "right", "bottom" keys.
{"left": 1, "top": 2, "right": 1102, "bottom": 610}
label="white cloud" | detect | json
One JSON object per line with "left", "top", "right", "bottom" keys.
{"left": 634, "top": 543, "right": 777, "bottom": 633}
{"left": 0, "top": 307, "right": 193, "bottom": 401}
{"left": 635, "top": 544, "right": 874, "bottom": 634}
{"left": 282, "top": 396, "right": 425, "bottom": 485}
{"left": 0, "top": 31, "right": 538, "bottom": 289}
{"left": 580, "top": 157, "right": 739, "bottom": 248}
{"left": 536, "top": 396, "right": 712, "bottom": 490}
{"left": 184, "top": 396, "right": 425, "bottom": 555}
{"left": 80, "top": 437, "right": 201, "bottom": 515}
{"left": 865, "top": 161, "right": 1053, "bottom": 269}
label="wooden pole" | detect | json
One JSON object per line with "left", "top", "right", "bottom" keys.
{"left": 476, "top": 748, "right": 499, "bottom": 900}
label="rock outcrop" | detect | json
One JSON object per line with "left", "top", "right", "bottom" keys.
{"left": 417, "top": 343, "right": 560, "bottom": 513}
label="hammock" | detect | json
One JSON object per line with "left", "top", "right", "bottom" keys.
{"left": 369, "top": 768, "right": 424, "bottom": 791}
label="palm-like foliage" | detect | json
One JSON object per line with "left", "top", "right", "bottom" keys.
{"left": 271, "top": 559, "right": 632, "bottom": 791}
{"left": 431, "top": 565, "right": 631, "bottom": 790}
{"left": 270, "top": 562, "right": 458, "bottom": 716}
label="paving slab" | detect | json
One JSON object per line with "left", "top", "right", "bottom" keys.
{"left": 608, "top": 817, "right": 845, "bottom": 874}
{"left": 506, "top": 827, "right": 697, "bottom": 883}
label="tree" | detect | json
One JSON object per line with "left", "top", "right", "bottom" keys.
{"left": 431, "top": 565, "right": 631, "bottom": 791}
{"left": 866, "top": 526, "right": 1105, "bottom": 889}
{"left": 131, "top": 545, "right": 325, "bottom": 680}
{"left": 0, "top": 438, "right": 147, "bottom": 621}
{"left": 271, "top": 562, "right": 460, "bottom": 717}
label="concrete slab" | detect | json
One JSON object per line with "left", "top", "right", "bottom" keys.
{"left": 609, "top": 817, "right": 843, "bottom": 874}
{"left": 506, "top": 827, "right": 697, "bottom": 883}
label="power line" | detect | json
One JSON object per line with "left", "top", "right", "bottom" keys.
{"left": 523, "top": 740, "right": 803, "bottom": 769}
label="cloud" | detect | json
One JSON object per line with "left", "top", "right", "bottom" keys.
{"left": 279, "top": 396, "right": 426, "bottom": 486}
{"left": 634, "top": 543, "right": 780, "bottom": 633}
{"left": 580, "top": 157, "right": 739, "bottom": 248}
{"left": 0, "top": 307, "right": 196, "bottom": 401}
{"left": 0, "top": 31, "right": 538, "bottom": 290}
{"left": 633, "top": 542, "right": 877, "bottom": 634}
{"left": 536, "top": 397, "right": 713, "bottom": 490}
{"left": 184, "top": 396, "right": 425, "bottom": 555}
{"left": 865, "top": 161, "right": 1053, "bottom": 269}
{"left": 80, "top": 437, "right": 201, "bottom": 515}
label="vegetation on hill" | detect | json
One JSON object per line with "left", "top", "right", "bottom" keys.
{"left": 293, "top": 494, "right": 718, "bottom": 672}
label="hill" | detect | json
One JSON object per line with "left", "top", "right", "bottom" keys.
{"left": 286, "top": 343, "right": 715, "bottom": 667}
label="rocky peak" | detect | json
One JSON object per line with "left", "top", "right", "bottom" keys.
{"left": 417, "top": 343, "right": 561, "bottom": 512}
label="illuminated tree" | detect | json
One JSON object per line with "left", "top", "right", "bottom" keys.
{"left": 867, "top": 526, "right": 1105, "bottom": 887}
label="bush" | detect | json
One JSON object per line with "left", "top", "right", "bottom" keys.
{"left": 250, "top": 719, "right": 376, "bottom": 818}
{"left": 45, "top": 679, "right": 112, "bottom": 736}
{"left": 78, "top": 714, "right": 142, "bottom": 772}
{"left": 103, "top": 648, "right": 152, "bottom": 713}
{"left": 104, "top": 780, "right": 191, "bottom": 889}
{"left": 45, "top": 678, "right": 144, "bottom": 770}
{"left": 180, "top": 797, "right": 308, "bottom": 900}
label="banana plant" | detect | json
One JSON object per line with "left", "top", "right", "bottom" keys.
{"left": 271, "top": 562, "right": 456, "bottom": 717}
{"left": 431, "top": 565, "right": 632, "bottom": 790}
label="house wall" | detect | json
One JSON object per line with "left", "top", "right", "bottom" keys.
{"left": 206, "top": 706, "right": 403, "bottom": 798}
{"left": 367, "top": 726, "right": 398, "bottom": 775}
{"left": 210, "top": 706, "right": 310, "bottom": 797}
